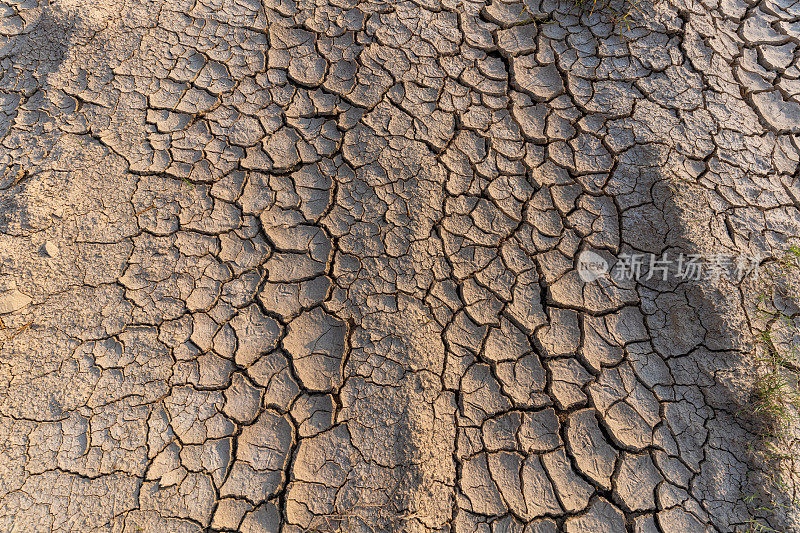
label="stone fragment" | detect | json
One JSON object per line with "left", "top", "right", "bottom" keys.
{"left": 0, "top": 288, "right": 31, "bottom": 314}
{"left": 41, "top": 240, "right": 59, "bottom": 257}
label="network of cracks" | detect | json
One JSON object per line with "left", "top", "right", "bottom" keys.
{"left": 1, "top": 0, "right": 800, "bottom": 531}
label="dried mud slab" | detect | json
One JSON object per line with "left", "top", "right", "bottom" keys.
{"left": 0, "top": 0, "right": 799, "bottom": 531}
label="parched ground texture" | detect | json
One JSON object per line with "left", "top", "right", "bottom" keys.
{"left": 1, "top": 0, "right": 800, "bottom": 531}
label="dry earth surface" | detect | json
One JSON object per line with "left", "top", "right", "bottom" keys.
{"left": 1, "top": 0, "right": 800, "bottom": 531}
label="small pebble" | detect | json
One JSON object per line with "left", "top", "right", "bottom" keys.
{"left": 41, "top": 240, "right": 59, "bottom": 258}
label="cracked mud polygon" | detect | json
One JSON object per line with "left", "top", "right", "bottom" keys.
{"left": 1, "top": 0, "right": 800, "bottom": 531}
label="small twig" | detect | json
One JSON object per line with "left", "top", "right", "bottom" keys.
{"left": 134, "top": 204, "right": 155, "bottom": 216}
{"left": 5, "top": 319, "right": 33, "bottom": 340}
